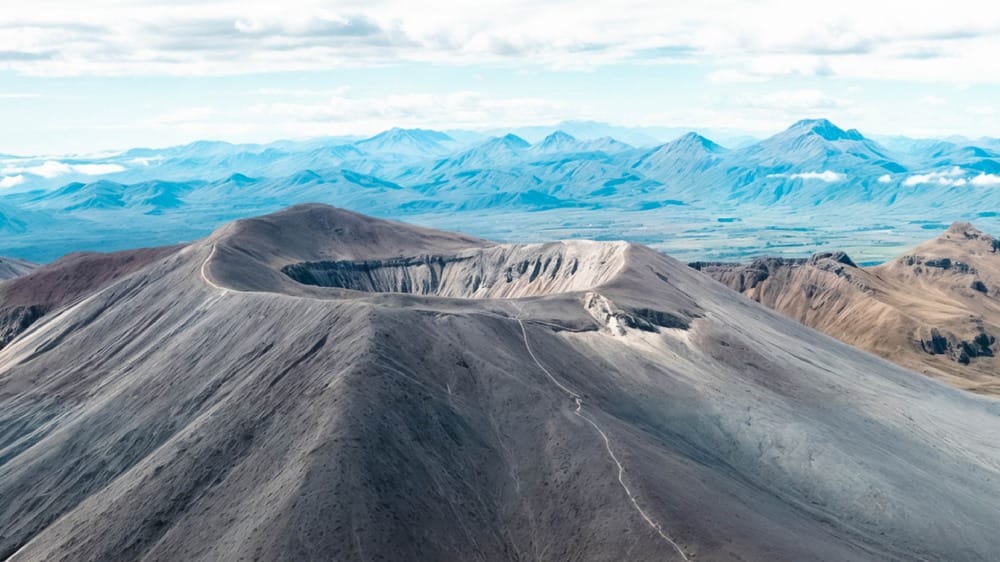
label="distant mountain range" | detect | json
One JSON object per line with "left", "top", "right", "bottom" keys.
{"left": 2, "top": 119, "right": 1000, "bottom": 262}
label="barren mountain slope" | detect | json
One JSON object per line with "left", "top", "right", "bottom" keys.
{"left": 1, "top": 205, "right": 998, "bottom": 561}
{"left": 0, "top": 246, "right": 182, "bottom": 350}
{"left": 0, "top": 257, "right": 36, "bottom": 281}
{"left": 693, "top": 222, "right": 1000, "bottom": 395}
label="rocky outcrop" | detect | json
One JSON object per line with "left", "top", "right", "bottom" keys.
{"left": 583, "top": 291, "right": 691, "bottom": 335}
{"left": 689, "top": 257, "right": 805, "bottom": 292}
{"left": 919, "top": 328, "right": 950, "bottom": 355}
{"left": 0, "top": 304, "right": 47, "bottom": 350}
{"left": 691, "top": 251, "right": 871, "bottom": 294}
{"left": 902, "top": 255, "right": 977, "bottom": 274}
{"left": 918, "top": 327, "right": 995, "bottom": 364}
{"left": 808, "top": 251, "right": 857, "bottom": 268}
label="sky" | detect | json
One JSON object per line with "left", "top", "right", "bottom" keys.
{"left": 2, "top": 0, "right": 1000, "bottom": 155}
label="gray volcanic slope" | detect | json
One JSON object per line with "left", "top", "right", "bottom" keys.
{"left": 0, "top": 257, "right": 36, "bottom": 281}
{"left": 1, "top": 204, "right": 998, "bottom": 561}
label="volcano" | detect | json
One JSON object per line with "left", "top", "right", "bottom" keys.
{"left": 1, "top": 204, "right": 998, "bottom": 561}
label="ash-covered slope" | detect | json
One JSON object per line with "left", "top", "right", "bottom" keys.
{"left": 0, "top": 246, "right": 181, "bottom": 350}
{"left": 1, "top": 205, "right": 999, "bottom": 561}
{"left": 0, "top": 257, "right": 36, "bottom": 281}
{"left": 693, "top": 222, "right": 1000, "bottom": 395}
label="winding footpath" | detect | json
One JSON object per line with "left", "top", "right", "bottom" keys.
{"left": 200, "top": 244, "right": 228, "bottom": 293}
{"left": 516, "top": 316, "right": 691, "bottom": 561}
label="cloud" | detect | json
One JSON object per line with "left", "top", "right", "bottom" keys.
{"left": 791, "top": 171, "right": 846, "bottom": 182}
{"left": 967, "top": 106, "right": 997, "bottom": 115}
{"left": 0, "top": 50, "right": 55, "bottom": 62}
{"left": 0, "top": 175, "right": 25, "bottom": 188}
{"left": 3, "top": 0, "right": 1000, "bottom": 81}
{"left": 111, "top": 89, "right": 591, "bottom": 142}
{"left": 706, "top": 69, "right": 766, "bottom": 84}
{"left": 971, "top": 173, "right": 1000, "bottom": 186}
{"left": 877, "top": 174, "right": 893, "bottom": 183}
{"left": 712, "top": 57, "right": 836, "bottom": 82}
{"left": 2, "top": 160, "right": 72, "bottom": 178}
{"left": 769, "top": 170, "right": 846, "bottom": 182}
{"left": 255, "top": 86, "right": 352, "bottom": 98}
{"left": 129, "top": 156, "right": 165, "bottom": 166}
{"left": 709, "top": 89, "right": 858, "bottom": 133}
{"left": 152, "top": 107, "right": 218, "bottom": 126}
{"left": 742, "top": 89, "right": 851, "bottom": 112}
{"left": 72, "top": 163, "right": 126, "bottom": 175}
{"left": 903, "top": 166, "right": 968, "bottom": 186}
{"left": 247, "top": 90, "right": 584, "bottom": 131}
{"left": 1, "top": 160, "right": 125, "bottom": 178}
{"left": 232, "top": 14, "right": 384, "bottom": 38}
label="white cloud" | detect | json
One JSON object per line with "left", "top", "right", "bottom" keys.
{"left": 2, "top": 0, "right": 1000, "bottom": 82}
{"left": 0, "top": 175, "right": 25, "bottom": 188}
{"left": 743, "top": 89, "right": 851, "bottom": 113}
{"left": 2, "top": 160, "right": 124, "bottom": 178}
{"left": 255, "top": 86, "right": 352, "bottom": 98}
{"left": 967, "top": 106, "right": 997, "bottom": 116}
{"left": 129, "top": 156, "right": 165, "bottom": 166}
{"left": 706, "top": 69, "right": 766, "bottom": 84}
{"left": 919, "top": 95, "right": 947, "bottom": 106}
{"left": 72, "top": 163, "right": 126, "bottom": 175}
{"left": 152, "top": 107, "right": 218, "bottom": 126}
{"left": 2, "top": 160, "right": 72, "bottom": 178}
{"left": 877, "top": 174, "right": 892, "bottom": 183}
{"left": 904, "top": 166, "right": 968, "bottom": 186}
{"left": 252, "top": 91, "right": 575, "bottom": 127}
{"left": 769, "top": 170, "right": 847, "bottom": 182}
{"left": 139, "top": 90, "right": 590, "bottom": 139}
{"left": 971, "top": 173, "right": 1000, "bottom": 186}
{"left": 692, "top": 89, "right": 860, "bottom": 136}
{"left": 740, "top": 89, "right": 853, "bottom": 124}
{"left": 791, "top": 171, "right": 846, "bottom": 182}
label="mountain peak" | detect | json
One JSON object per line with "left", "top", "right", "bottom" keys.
{"left": 941, "top": 221, "right": 993, "bottom": 243}
{"left": 788, "top": 119, "right": 864, "bottom": 141}
{"left": 355, "top": 128, "right": 454, "bottom": 156}
{"left": 496, "top": 133, "right": 531, "bottom": 148}
{"left": 544, "top": 130, "right": 575, "bottom": 141}
{"left": 673, "top": 132, "right": 725, "bottom": 152}
{"left": 895, "top": 221, "right": 999, "bottom": 268}
{"left": 532, "top": 130, "right": 581, "bottom": 153}
{"left": 225, "top": 172, "right": 254, "bottom": 184}
{"left": 365, "top": 128, "right": 453, "bottom": 142}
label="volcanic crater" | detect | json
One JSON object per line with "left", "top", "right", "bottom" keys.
{"left": 280, "top": 242, "right": 628, "bottom": 299}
